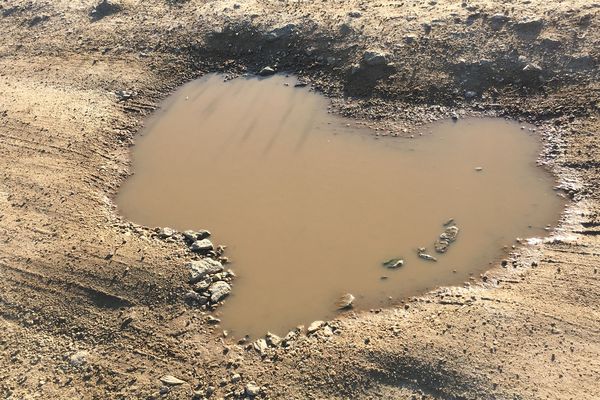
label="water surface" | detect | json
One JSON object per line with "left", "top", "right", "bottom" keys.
{"left": 117, "top": 74, "right": 563, "bottom": 337}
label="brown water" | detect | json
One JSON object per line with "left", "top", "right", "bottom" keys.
{"left": 117, "top": 74, "right": 564, "bottom": 337}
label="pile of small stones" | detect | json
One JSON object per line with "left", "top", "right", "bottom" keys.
{"left": 155, "top": 227, "right": 234, "bottom": 310}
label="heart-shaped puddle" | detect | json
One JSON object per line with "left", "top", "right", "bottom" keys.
{"left": 117, "top": 74, "right": 564, "bottom": 337}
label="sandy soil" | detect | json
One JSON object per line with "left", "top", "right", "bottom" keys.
{"left": 0, "top": 0, "right": 598, "bottom": 399}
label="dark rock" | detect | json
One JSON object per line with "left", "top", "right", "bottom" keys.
{"left": 184, "top": 291, "right": 209, "bottom": 305}
{"left": 90, "top": 0, "right": 122, "bottom": 22}
{"left": 539, "top": 37, "right": 562, "bottom": 50}
{"left": 362, "top": 50, "right": 390, "bottom": 66}
{"left": 488, "top": 14, "right": 509, "bottom": 30}
{"left": 566, "top": 54, "right": 596, "bottom": 71}
{"left": 258, "top": 66, "right": 276, "bottom": 76}
{"left": 514, "top": 19, "right": 544, "bottom": 38}
{"left": 265, "top": 24, "right": 297, "bottom": 41}
{"left": 27, "top": 15, "right": 49, "bottom": 27}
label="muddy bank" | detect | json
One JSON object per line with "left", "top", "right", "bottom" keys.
{"left": 0, "top": 1, "right": 598, "bottom": 399}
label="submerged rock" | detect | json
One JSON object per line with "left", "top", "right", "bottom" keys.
{"left": 435, "top": 225, "right": 460, "bottom": 253}
{"left": 382, "top": 258, "right": 404, "bottom": 268}
{"left": 188, "top": 258, "right": 223, "bottom": 283}
{"left": 417, "top": 248, "right": 438, "bottom": 262}
{"left": 336, "top": 293, "right": 355, "bottom": 309}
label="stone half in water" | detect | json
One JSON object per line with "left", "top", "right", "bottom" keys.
{"left": 336, "top": 293, "right": 355, "bottom": 310}
{"left": 435, "top": 225, "right": 460, "bottom": 253}
{"left": 382, "top": 258, "right": 404, "bottom": 268}
{"left": 417, "top": 248, "right": 438, "bottom": 262}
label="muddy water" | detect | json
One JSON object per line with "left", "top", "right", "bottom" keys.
{"left": 117, "top": 74, "right": 564, "bottom": 337}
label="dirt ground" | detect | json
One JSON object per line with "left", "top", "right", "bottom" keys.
{"left": 0, "top": 0, "right": 599, "bottom": 399}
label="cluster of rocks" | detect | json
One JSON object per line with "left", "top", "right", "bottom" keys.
{"left": 184, "top": 257, "right": 234, "bottom": 309}
{"left": 417, "top": 221, "right": 461, "bottom": 263}
{"left": 383, "top": 221, "right": 461, "bottom": 268}
{"left": 151, "top": 227, "right": 234, "bottom": 310}
{"left": 435, "top": 224, "right": 460, "bottom": 253}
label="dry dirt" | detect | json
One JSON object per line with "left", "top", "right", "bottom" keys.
{"left": 0, "top": 0, "right": 599, "bottom": 399}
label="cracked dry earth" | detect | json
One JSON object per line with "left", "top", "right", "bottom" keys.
{"left": 0, "top": 0, "right": 599, "bottom": 399}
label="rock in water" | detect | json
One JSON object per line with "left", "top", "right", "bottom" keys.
{"left": 160, "top": 375, "right": 186, "bottom": 386}
{"left": 90, "top": 0, "right": 122, "bottom": 21}
{"left": 337, "top": 293, "right": 355, "bottom": 309}
{"left": 417, "top": 248, "right": 438, "bottom": 262}
{"left": 187, "top": 258, "right": 223, "bottom": 283}
{"left": 382, "top": 258, "right": 404, "bottom": 268}
{"left": 435, "top": 225, "right": 460, "bottom": 253}
{"left": 190, "top": 239, "right": 214, "bottom": 253}
{"left": 208, "top": 281, "right": 231, "bottom": 303}
{"left": 258, "top": 66, "right": 276, "bottom": 76}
